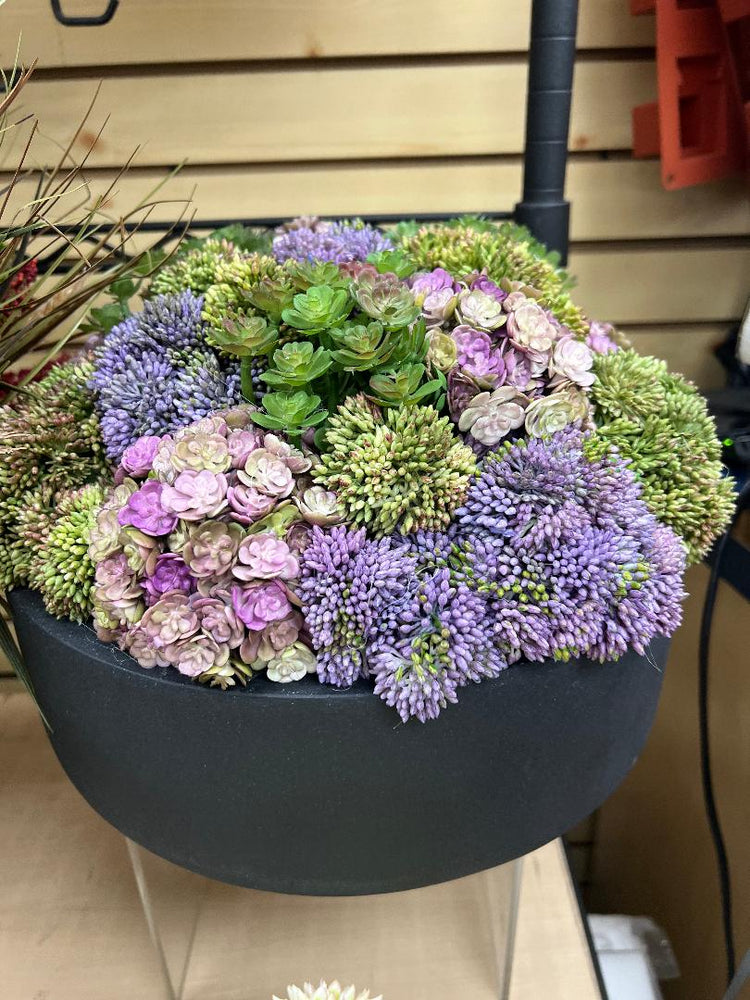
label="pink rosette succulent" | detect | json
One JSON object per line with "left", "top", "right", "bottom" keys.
{"left": 266, "top": 642, "right": 318, "bottom": 683}
{"left": 119, "top": 525, "right": 161, "bottom": 576}
{"left": 294, "top": 486, "right": 343, "bottom": 526}
{"left": 239, "top": 610, "right": 304, "bottom": 665}
{"left": 151, "top": 436, "right": 177, "bottom": 482}
{"left": 138, "top": 592, "right": 200, "bottom": 648}
{"left": 470, "top": 273, "right": 507, "bottom": 303}
{"left": 118, "top": 480, "right": 178, "bottom": 536}
{"left": 548, "top": 335, "right": 595, "bottom": 388}
{"left": 182, "top": 519, "right": 243, "bottom": 578}
{"left": 452, "top": 326, "right": 507, "bottom": 384}
{"left": 409, "top": 267, "right": 457, "bottom": 299}
{"left": 238, "top": 450, "right": 294, "bottom": 498}
{"left": 233, "top": 533, "right": 299, "bottom": 581}
{"left": 458, "top": 386, "right": 529, "bottom": 446}
{"left": 120, "top": 435, "right": 161, "bottom": 479}
{"left": 457, "top": 288, "right": 507, "bottom": 331}
{"left": 504, "top": 294, "right": 557, "bottom": 357}
{"left": 161, "top": 470, "right": 229, "bottom": 521}
{"left": 164, "top": 634, "right": 230, "bottom": 679}
{"left": 120, "top": 627, "right": 171, "bottom": 669}
{"left": 231, "top": 580, "right": 292, "bottom": 631}
{"left": 94, "top": 553, "right": 145, "bottom": 624}
{"left": 227, "top": 428, "right": 264, "bottom": 469}
{"left": 170, "top": 429, "right": 232, "bottom": 474}
{"left": 586, "top": 320, "right": 620, "bottom": 355}
{"left": 227, "top": 483, "right": 278, "bottom": 524}
{"left": 262, "top": 434, "right": 311, "bottom": 475}
{"left": 189, "top": 594, "right": 244, "bottom": 649}
{"left": 142, "top": 553, "right": 195, "bottom": 605}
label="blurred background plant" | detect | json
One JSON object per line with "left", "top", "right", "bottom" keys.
{"left": 0, "top": 47, "right": 190, "bottom": 705}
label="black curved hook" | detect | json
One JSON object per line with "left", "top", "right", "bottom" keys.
{"left": 50, "top": 0, "right": 119, "bottom": 26}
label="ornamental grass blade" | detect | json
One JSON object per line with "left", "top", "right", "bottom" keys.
{"left": 0, "top": 609, "right": 50, "bottom": 730}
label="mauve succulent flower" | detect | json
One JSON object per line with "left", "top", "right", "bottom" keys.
{"left": 227, "top": 483, "right": 278, "bottom": 524}
{"left": 120, "top": 627, "right": 171, "bottom": 669}
{"left": 88, "top": 504, "right": 124, "bottom": 563}
{"left": 286, "top": 520, "right": 313, "bottom": 556}
{"left": 238, "top": 450, "right": 294, "bottom": 498}
{"left": 239, "top": 610, "right": 303, "bottom": 665}
{"left": 294, "top": 486, "right": 344, "bottom": 526}
{"left": 161, "top": 470, "right": 229, "bottom": 521}
{"left": 446, "top": 368, "right": 482, "bottom": 421}
{"left": 182, "top": 519, "right": 243, "bottom": 577}
{"left": 587, "top": 320, "right": 620, "bottom": 355}
{"left": 231, "top": 579, "right": 292, "bottom": 630}
{"left": 227, "top": 428, "right": 263, "bottom": 469}
{"left": 94, "top": 553, "right": 144, "bottom": 624}
{"left": 549, "top": 335, "right": 595, "bottom": 388}
{"left": 266, "top": 642, "right": 317, "bottom": 683}
{"left": 120, "top": 435, "right": 161, "bottom": 478}
{"left": 452, "top": 326, "right": 506, "bottom": 383}
{"left": 165, "top": 633, "right": 230, "bottom": 678}
{"left": 505, "top": 295, "right": 557, "bottom": 356}
{"left": 119, "top": 525, "right": 160, "bottom": 575}
{"left": 118, "top": 481, "right": 178, "bottom": 536}
{"left": 458, "top": 387, "right": 529, "bottom": 446}
{"left": 170, "top": 430, "right": 232, "bottom": 474}
{"left": 262, "top": 434, "right": 312, "bottom": 474}
{"left": 421, "top": 286, "right": 458, "bottom": 327}
{"left": 524, "top": 388, "right": 589, "bottom": 438}
{"left": 409, "top": 267, "right": 457, "bottom": 298}
{"left": 457, "top": 288, "right": 507, "bottom": 331}
{"left": 142, "top": 553, "right": 195, "bottom": 604}
{"left": 189, "top": 594, "right": 244, "bottom": 648}
{"left": 470, "top": 273, "right": 507, "bottom": 303}
{"left": 233, "top": 533, "right": 299, "bottom": 581}
{"left": 426, "top": 330, "right": 458, "bottom": 371}
{"left": 139, "top": 591, "right": 199, "bottom": 648}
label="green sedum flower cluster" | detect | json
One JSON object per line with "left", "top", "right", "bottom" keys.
{"left": 315, "top": 394, "right": 477, "bottom": 535}
{"left": 588, "top": 349, "right": 735, "bottom": 563}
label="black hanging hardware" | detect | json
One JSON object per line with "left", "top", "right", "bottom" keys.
{"left": 50, "top": 0, "right": 119, "bottom": 26}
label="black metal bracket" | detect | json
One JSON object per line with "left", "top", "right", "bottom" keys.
{"left": 515, "top": 0, "right": 579, "bottom": 264}
{"left": 50, "top": 0, "right": 119, "bottom": 27}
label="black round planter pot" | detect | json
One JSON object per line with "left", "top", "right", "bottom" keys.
{"left": 10, "top": 588, "right": 667, "bottom": 896}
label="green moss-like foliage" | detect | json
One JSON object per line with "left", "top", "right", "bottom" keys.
{"left": 201, "top": 253, "right": 284, "bottom": 335}
{"left": 589, "top": 350, "right": 735, "bottom": 563}
{"left": 0, "top": 360, "right": 108, "bottom": 591}
{"left": 149, "top": 238, "right": 238, "bottom": 298}
{"left": 315, "top": 395, "right": 477, "bottom": 536}
{"left": 35, "top": 484, "right": 104, "bottom": 622}
{"left": 399, "top": 220, "right": 587, "bottom": 334}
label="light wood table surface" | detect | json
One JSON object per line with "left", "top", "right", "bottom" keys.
{"left": 0, "top": 683, "right": 601, "bottom": 1000}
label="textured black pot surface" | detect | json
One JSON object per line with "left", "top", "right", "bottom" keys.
{"left": 10, "top": 588, "right": 667, "bottom": 895}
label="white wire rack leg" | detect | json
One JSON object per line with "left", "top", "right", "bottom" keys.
{"left": 485, "top": 857, "right": 523, "bottom": 999}
{"left": 126, "top": 838, "right": 183, "bottom": 1000}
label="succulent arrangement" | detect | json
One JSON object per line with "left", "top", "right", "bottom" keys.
{"left": 2, "top": 215, "right": 735, "bottom": 723}
{"left": 273, "top": 982, "right": 380, "bottom": 1000}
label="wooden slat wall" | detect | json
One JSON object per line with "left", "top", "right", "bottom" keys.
{"left": 1, "top": 3, "right": 748, "bottom": 675}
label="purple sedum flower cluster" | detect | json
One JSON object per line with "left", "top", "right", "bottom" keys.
{"left": 90, "top": 406, "right": 345, "bottom": 687}
{"left": 272, "top": 218, "right": 393, "bottom": 265}
{"left": 90, "top": 291, "right": 242, "bottom": 462}
{"left": 299, "top": 426, "right": 685, "bottom": 722}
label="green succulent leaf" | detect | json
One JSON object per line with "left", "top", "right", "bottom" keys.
{"left": 252, "top": 389, "right": 329, "bottom": 433}
{"left": 207, "top": 314, "right": 278, "bottom": 357}
{"left": 283, "top": 260, "right": 352, "bottom": 291}
{"left": 261, "top": 342, "right": 333, "bottom": 387}
{"left": 245, "top": 278, "right": 296, "bottom": 324}
{"left": 281, "top": 285, "right": 352, "bottom": 332}
{"left": 366, "top": 249, "right": 418, "bottom": 279}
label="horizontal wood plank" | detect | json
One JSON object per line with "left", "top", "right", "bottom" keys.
{"left": 20, "top": 60, "right": 655, "bottom": 169}
{"left": 7, "top": 159, "right": 747, "bottom": 241}
{"left": 623, "top": 325, "right": 730, "bottom": 389}
{"left": 2, "top": 0, "right": 655, "bottom": 68}
{"left": 570, "top": 246, "right": 750, "bottom": 325}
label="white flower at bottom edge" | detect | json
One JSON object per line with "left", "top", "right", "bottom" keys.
{"left": 274, "top": 982, "right": 382, "bottom": 1000}
{"left": 265, "top": 642, "right": 318, "bottom": 683}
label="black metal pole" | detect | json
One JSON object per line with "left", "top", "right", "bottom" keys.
{"left": 514, "top": 0, "right": 579, "bottom": 263}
